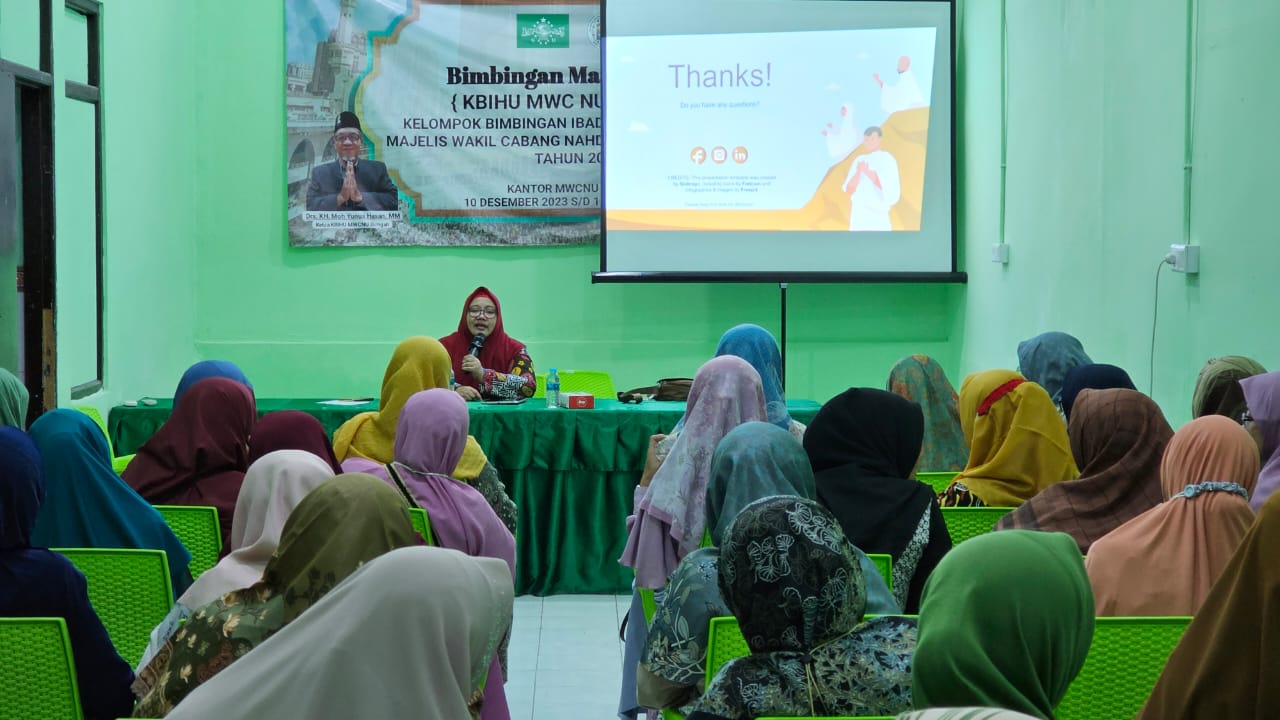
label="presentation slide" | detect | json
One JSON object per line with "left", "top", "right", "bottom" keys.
{"left": 600, "top": 0, "right": 955, "bottom": 278}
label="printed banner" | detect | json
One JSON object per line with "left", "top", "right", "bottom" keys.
{"left": 286, "top": 0, "right": 602, "bottom": 247}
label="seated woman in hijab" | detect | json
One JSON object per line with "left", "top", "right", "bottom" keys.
{"left": 359, "top": 388, "right": 515, "bottom": 720}
{"left": 1057, "top": 363, "right": 1136, "bottom": 420}
{"left": 938, "top": 370, "right": 1077, "bottom": 508}
{"left": 247, "top": 411, "right": 343, "bottom": 473}
{"left": 887, "top": 355, "right": 967, "bottom": 473}
{"left": 996, "top": 389, "right": 1172, "bottom": 553}
{"left": 1016, "top": 332, "right": 1091, "bottom": 410}
{"left": 1192, "top": 355, "right": 1267, "bottom": 420}
{"left": 132, "top": 473, "right": 418, "bottom": 716}
{"left": 708, "top": 324, "right": 804, "bottom": 440}
{"left": 1137, "top": 492, "right": 1280, "bottom": 720}
{"left": 0, "top": 367, "right": 29, "bottom": 428}
{"left": 29, "top": 409, "right": 194, "bottom": 596}
{"left": 685, "top": 496, "right": 917, "bottom": 720}
{"left": 638, "top": 423, "right": 897, "bottom": 713}
{"left": 137, "top": 450, "right": 336, "bottom": 670}
{"left": 123, "top": 377, "right": 256, "bottom": 555}
{"left": 619, "top": 356, "right": 767, "bottom": 720}
{"left": 0, "top": 428, "right": 135, "bottom": 720}
{"left": 1242, "top": 371, "right": 1280, "bottom": 511}
{"left": 909, "top": 531, "right": 1094, "bottom": 720}
{"left": 440, "top": 287, "right": 535, "bottom": 402}
{"left": 172, "top": 360, "right": 252, "bottom": 408}
{"left": 163, "top": 547, "right": 513, "bottom": 720}
{"left": 805, "top": 388, "right": 951, "bottom": 612}
{"left": 1086, "top": 415, "right": 1258, "bottom": 616}
{"left": 333, "top": 335, "right": 516, "bottom": 534}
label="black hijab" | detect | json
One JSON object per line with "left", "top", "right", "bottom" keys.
{"left": 803, "top": 388, "right": 948, "bottom": 612}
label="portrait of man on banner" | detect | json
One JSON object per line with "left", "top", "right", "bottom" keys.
{"left": 306, "top": 111, "right": 401, "bottom": 212}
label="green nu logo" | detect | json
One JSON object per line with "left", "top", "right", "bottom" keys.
{"left": 517, "top": 14, "right": 570, "bottom": 48}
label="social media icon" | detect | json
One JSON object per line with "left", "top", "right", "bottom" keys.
{"left": 732, "top": 146, "right": 748, "bottom": 164}
{"left": 690, "top": 146, "right": 707, "bottom": 164}
{"left": 711, "top": 146, "right": 728, "bottom": 164}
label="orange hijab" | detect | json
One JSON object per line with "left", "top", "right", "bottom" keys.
{"left": 956, "top": 370, "right": 1077, "bottom": 507}
{"left": 1085, "top": 415, "right": 1259, "bottom": 616}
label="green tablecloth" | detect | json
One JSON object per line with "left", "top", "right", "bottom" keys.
{"left": 109, "top": 398, "right": 821, "bottom": 595}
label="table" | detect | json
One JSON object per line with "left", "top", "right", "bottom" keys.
{"left": 110, "top": 398, "right": 822, "bottom": 595}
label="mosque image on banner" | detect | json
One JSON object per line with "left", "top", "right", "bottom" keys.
{"left": 286, "top": 0, "right": 602, "bottom": 247}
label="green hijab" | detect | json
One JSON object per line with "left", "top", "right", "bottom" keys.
{"left": 1192, "top": 356, "right": 1267, "bottom": 420}
{"left": 911, "top": 530, "right": 1094, "bottom": 720}
{"left": 0, "top": 368, "right": 29, "bottom": 428}
{"left": 133, "top": 473, "right": 417, "bottom": 716}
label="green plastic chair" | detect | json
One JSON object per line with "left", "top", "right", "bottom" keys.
{"left": 1054, "top": 616, "right": 1191, "bottom": 720}
{"left": 533, "top": 370, "right": 618, "bottom": 399}
{"left": 866, "top": 553, "right": 893, "bottom": 591}
{"left": 153, "top": 505, "right": 222, "bottom": 579}
{"left": 940, "top": 507, "right": 1015, "bottom": 545}
{"left": 758, "top": 717, "right": 894, "bottom": 719}
{"left": 914, "top": 471, "right": 959, "bottom": 495}
{"left": 408, "top": 507, "right": 435, "bottom": 546}
{"left": 71, "top": 404, "right": 135, "bottom": 474}
{"left": 54, "top": 548, "right": 174, "bottom": 667}
{"left": 0, "top": 617, "right": 84, "bottom": 720}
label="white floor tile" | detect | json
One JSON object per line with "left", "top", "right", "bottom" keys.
{"left": 520, "top": 594, "right": 638, "bottom": 720}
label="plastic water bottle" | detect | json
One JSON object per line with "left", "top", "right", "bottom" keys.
{"left": 546, "top": 368, "right": 561, "bottom": 409}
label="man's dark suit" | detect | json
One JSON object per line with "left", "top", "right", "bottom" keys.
{"left": 305, "top": 159, "right": 400, "bottom": 211}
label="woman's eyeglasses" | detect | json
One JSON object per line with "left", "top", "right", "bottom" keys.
{"left": 1240, "top": 411, "right": 1254, "bottom": 426}
{"left": 468, "top": 307, "right": 497, "bottom": 318}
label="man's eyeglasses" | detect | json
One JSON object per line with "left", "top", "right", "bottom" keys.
{"left": 334, "top": 133, "right": 364, "bottom": 144}
{"left": 468, "top": 307, "right": 497, "bottom": 318}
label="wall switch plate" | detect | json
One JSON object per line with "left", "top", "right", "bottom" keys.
{"left": 991, "top": 243, "right": 1010, "bottom": 264}
{"left": 1169, "top": 244, "right": 1200, "bottom": 274}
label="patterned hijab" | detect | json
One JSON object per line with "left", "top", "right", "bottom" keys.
{"left": 1058, "top": 363, "right": 1136, "bottom": 420}
{"left": 911, "top": 531, "right": 1094, "bottom": 720}
{"left": 0, "top": 426, "right": 42, "bottom": 550}
{"left": 713, "top": 324, "right": 791, "bottom": 430}
{"left": 0, "top": 368, "right": 29, "bottom": 428}
{"left": 633, "top": 356, "right": 767, "bottom": 565}
{"left": 247, "top": 411, "right": 342, "bottom": 474}
{"left": 332, "top": 336, "right": 488, "bottom": 480}
{"left": 1192, "top": 355, "right": 1267, "bottom": 419}
{"left": 688, "top": 496, "right": 916, "bottom": 719}
{"left": 28, "top": 410, "right": 193, "bottom": 595}
{"left": 1085, "top": 415, "right": 1259, "bottom": 616}
{"left": 1241, "top": 371, "right": 1280, "bottom": 511}
{"left": 132, "top": 473, "right": 417, "bottom": 716}
{"left": 887, "top": 355, "right": 967, "bottom": 472}
{"left": 177, "top": 450, "right": 336, "bottom": 609}
{"left": 174, "top": 360, "right": 252, "bottom": 408}
{"left": 956, "top": 370, "right": 1078, "bottom": 507}
{"left": 996, "top": 389, "right": 1172, "bottom": 553}
{"left": 1016, "top": 332, "right": 1092, "bottom": 405}
{"left": 1137, "top": 492, "right": 1280, "bottom": 719}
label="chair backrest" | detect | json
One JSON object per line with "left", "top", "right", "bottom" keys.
{"left": 408, "top": 507, "right": 434, "bottom": 546}
{"left": 706, "top": 616, "right": 752, "bottom": 680}
{"left": 71, "top": 404, "right": 115, "bottom": 457}
{"left": 940, "top": 507, "right": 1014, "bottom": 545}
{"left": 153, "top": 505, "right": 222, "bottom": 579}
{"left": 866, "top": 553, "right": 893, "bottom": 591}
{"left": 54, "top": 548, "right": 174, "bottom": 667}
{"left": 0, "top": 617, "right": 84, "bottom": 720}
{"left": 534, "top": 370, "right": 618, "bottom": 399}
{"left": 914, "top": 471, "right": 958, "bottom": 495}
{"left": 1054, "top": 616, "right": 1191, "bottom": 720}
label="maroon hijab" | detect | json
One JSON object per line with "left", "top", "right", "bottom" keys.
{"left": 438, "top": 287, "right": 527, "bottom": 390}
{"left": 247, "top": 411, "right": 342, "bottom": 474}
{"left": 123, "top": 377, "right": 255, "bottom": 554}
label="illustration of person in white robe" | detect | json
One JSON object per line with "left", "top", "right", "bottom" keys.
{"left": 842, "top": 126, "right": 900, "bottom": 231}
{"left": 875, "top": 55, "right": 925, "bottom": 115}
{"left": 820, "top": 101, "right": 860, "bottom": 159}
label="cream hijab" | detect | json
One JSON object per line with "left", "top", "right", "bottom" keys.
{"left": 1086, "top": 415, "right": 1259, "bottom": 616}
{"left": 167, "top": 546, "right": 513, "bottom": 720}
{"left": 177, "top": 450, "right": 335, "bottom": 608}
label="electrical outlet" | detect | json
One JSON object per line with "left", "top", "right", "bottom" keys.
{"left": 991, "top": 243, "right": 1009, "bottom": 264}
{"left": 1169, "top": 244, "right": 1200, "bottom": 274}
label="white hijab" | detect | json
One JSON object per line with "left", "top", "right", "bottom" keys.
{"left": 177, "top": 450, "right": 335, "bottom": 608}
{"left": 167, "top": 546, "right": 514, "bottom": 720}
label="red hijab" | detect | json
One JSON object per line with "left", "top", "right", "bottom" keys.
{"left": 123, "top": 377, "right": 256, "bottom": 554}
{"left": 439, "top": 287, "right": 527, "bottom": 390}
{"left": 247, "top": 411, "right": 343, "bottom": 474}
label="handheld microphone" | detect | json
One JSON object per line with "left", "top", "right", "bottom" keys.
{"left": 468, "top": 333, "right": 487, "bottom": 357}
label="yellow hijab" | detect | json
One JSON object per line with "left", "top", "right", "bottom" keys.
{"left": 332, "top": 336, "right": 488, "bottom": 479}
{"left": 957, "top": 369, "right": 1078, "bottom": 507}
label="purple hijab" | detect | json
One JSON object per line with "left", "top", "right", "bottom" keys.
{"left": 1242, "top": 372, "right": 1280, "bottom": 511}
